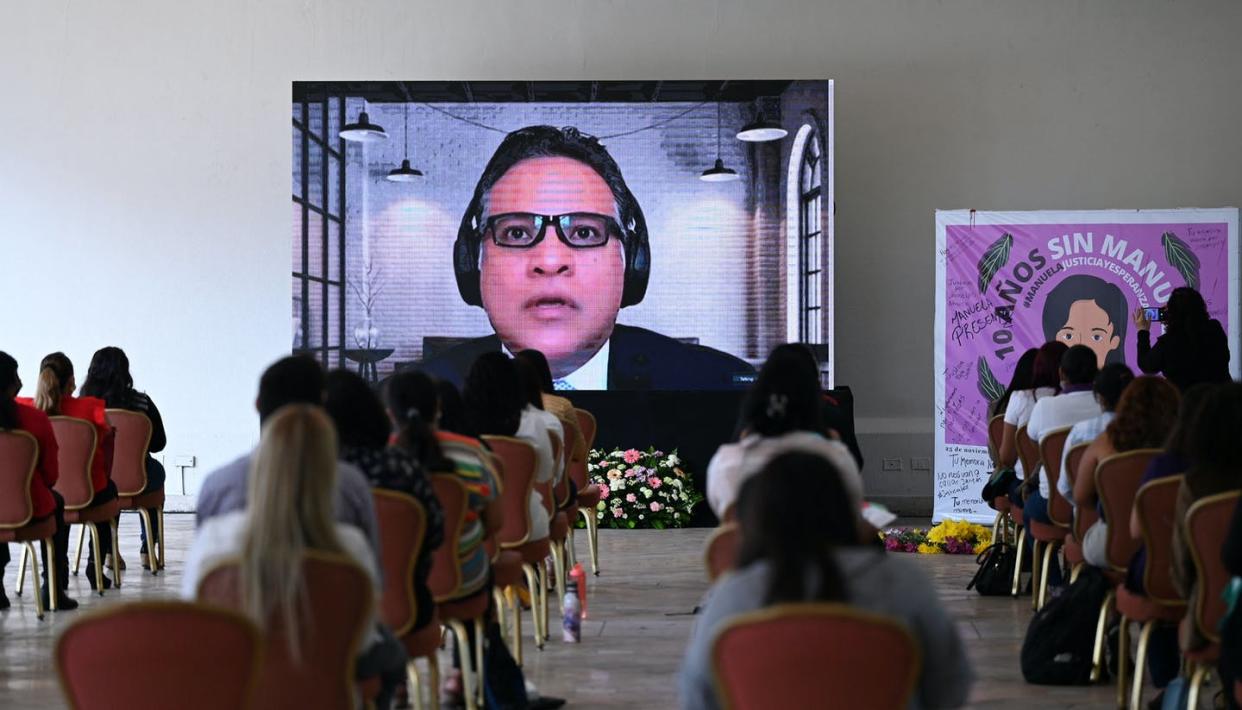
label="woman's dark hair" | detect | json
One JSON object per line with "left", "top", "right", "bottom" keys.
{"left": 34, "top": 352, "right": 74, "bottom": 415}
{"left": 434, "top": 378, "right": 476, "bottom": 438}
{"left": 1164, "top": 383, "right": 1215, "bottom": 459}
{"left": 1164, "top": 287, "right": 1211, "bottom": 337}
{"left": 1060, "top": 345, "right": 1100, "bottom": 386}
{"left": 383, "top": 370, "right": 452, "bottom": 471}
{"left": 1041, "top": 275, "right": 1128, "bottom": 365}
{"left": 80, "top": 346, "right": 134, "bottom": 407}
{"left": 994, "top": 348, "right": 1038, "bottom": 414}
{"left": 512, "top": 353, "right": 547, "bottom": 410}
{"left": 737, "top": 344, "right": 824, "bottom": 438}
{"left": 323, "top": 369, "right": 390, "bottom": 450}
{"left": 1187, "top": 383, "right": 1242, "bottom": 477}
{"left": 1106, "top": 376, "right": 1180, "bottom": 451}
{"left": 0, "top": 351, "right": 19, "bottom": 429}
{"left": 463, "top": 353, "right": 524, "bottom": 436}
{"left": 1030, "top": 341, "right": 1069, "bottom": 395}
{"left": 735, "top": 451, "right": 858, "bottom": 604}
{"left": 514, "top": 349, "right": 555, "bottom": 394}
{"left": 1093, "top": 363, "right": 1134, "bottom": 411}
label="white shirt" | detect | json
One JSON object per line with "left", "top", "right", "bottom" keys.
{"left": 180, "top": 511, "right": 383, "bottom": 648}
{"left": 1056, "top": 411, "right": 1114, "bottom": 506}
{"left": 1002, "top": 387, "right": 1056, "bottom": 480}
{"left": 561, "top": 340, "right": 610, "bottom": 391}
{"left": 705, "top": 431, "right": 864, "bottom": 519}
{"left": 1026, "top": 390, "right": 1102, "bottom": 498}
{"left": 516, "top": 406, "right": 555, "bottom": 540}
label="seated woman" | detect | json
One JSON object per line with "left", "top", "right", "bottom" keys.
{"left": 997, "top": 342, "right": 1066, "bottom": 506}
{"left": 1072, "top": 376, "right": 1180, "bottom": 568}
{"left": 0, "top": 352, "right": 73, "bottom": 610}
{"left": 680, "top": 451, "right": 974, "bottom": 710}
{"left": 1054, "top": 363, "right": 1134, "bottom": 510}
{"left": 513, "top": 352, "right": 571, "bottom": 506}
{"left": 463, "top": 352, "right": 554, "bottom": 541}
{"left": 514, "top": 350, "right": 587, "bottom": 494}
{"left": 324, "top": 369, "right": 444, "bottom": 633}
{"left": 80, "top": 346, "right": 167, "bottom": 568}
{"left": 180, "top": 404, "right": 406, "bottom": 710}
{"left": 706, "top": 344, "right": 862, "bottom": 521}
{"left": 27, "top": 351, "right": 117, "bottom": 593}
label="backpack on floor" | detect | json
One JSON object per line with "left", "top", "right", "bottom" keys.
{"left": 966, "top": 542, "right": 1016, "bottom": 596}
{"left": 1020, "top": 566, "right": 1110, "bottom": 685}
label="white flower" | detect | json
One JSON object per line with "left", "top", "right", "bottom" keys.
{"left": 596, "top": 502, "right": 606, "bottom": 511}
{"left": 639, "top": 514, "right": 645, "bottom": 520}
{"left": 672, "top": 479, "right": 684, "bottom": 488}
{"left": 666, "top": 454, "right": 680, "bottom": 466}
{"left": 641, "top": 488, "right": 653, "bottom": 498}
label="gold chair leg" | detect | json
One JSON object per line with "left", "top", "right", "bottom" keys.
{"left": 1186, "top": 662, "right": 1209, "bottom": 710}
{"left": 539, "top": 561, "right": 551, "bottom": 642}
{"left": 1116, "top": 616, "right": 1129, "bottom": 708}
{"left": 427, "top": 652, "right": 441, "bottom": 710}
{"left": 89, "top": 523, "right": 106, "bottom": 595}
{"left": 522, "top": 564, "right": 544, "bottom": 649}
{"left": 26, "top": 542, "right": 44, "bottom": 620}
{"left": 1130, "top": 619, "right": 1155, "bottom": 710}
{"left": 551, "top": 544, "right": 567, "bottom": 615}
{"left": 1037, "top": 541, "right": 1056, "bottom": 610}
{"left": 1070, "top": 562, "right": 1083, "bottom": 585}
{"left": 72, "top": 524, "right": 86, "bottom": 575}
{"left": 473, "top": 617, "right": 484, "bottom": 708}
{"left": 445, "top": 619, "right": 478, "bottom": 710}
{"left": 1011, "top": 526, "right": 1026, "bottom": 597}
{"left": 157, "top": 506, "right": 166, "bottom": 570}
{"left": 406, "top": 659, "right": 423, "bottom": 710}
{"left": 566, "top": 526, "right": 577, "bottom": 568}
{"left": 1030, "top": 539, "right": 1043, "bottom": 610}
{"left": 44, "top": 538, "right": 58, "bottom": 612}
{"left": 492, "top": 587, "right": 508, "bottom": 648}
{"left": 579, "top": 508, "right": 600, "bottom": 576}
{"left": 137, "top": 509, "right": 157, "bottom": 576}
{"left": 17, "top": 543, "right": 29, "bottom": 595}
{"left": 1090, "top": 590, "right": 1115, "bottom": 683}
{"left": 111, "top": 524, "right": 122, "bottom": 589}
{"left": 507, "top": 586, "right": 523, "bottom": 667}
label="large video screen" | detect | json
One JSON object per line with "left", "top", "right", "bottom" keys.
{"left": 291, "top": 81, "right": 834, "bottom": 391}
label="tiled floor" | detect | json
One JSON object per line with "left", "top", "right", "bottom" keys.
{"left": 0, "top": 516, "right": 1212, "bottom": 708}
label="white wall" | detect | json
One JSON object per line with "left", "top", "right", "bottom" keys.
{"left": 3, "top": 0, "right": 1240, "bottom": 508}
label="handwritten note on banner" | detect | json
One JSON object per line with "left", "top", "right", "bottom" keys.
{"left": 933, "top": 209, "right": 1240, "bottom": 524}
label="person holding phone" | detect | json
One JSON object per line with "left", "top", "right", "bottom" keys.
{"left": 1133, "top": 286, "right": 1231, "bottom": 391}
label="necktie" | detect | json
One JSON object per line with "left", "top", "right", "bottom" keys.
{"left": 553, "top": 379, "right": 575, "bottom": 391}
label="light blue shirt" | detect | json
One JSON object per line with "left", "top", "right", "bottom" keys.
{"left": 1056, "top": 411, "right": 1114, "bottom": 506}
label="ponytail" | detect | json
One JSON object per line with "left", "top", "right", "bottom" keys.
{"left": 34, "top": 366, "right": 63, "bottom": 415}
{"left": 384, "top": 370, "right": 454, "bottom": 471}
{"left": 395, "top": 407, "right": 450, "bottom": 470}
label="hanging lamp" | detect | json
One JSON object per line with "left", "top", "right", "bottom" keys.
{"left": 736, "top": 111, "right": 788, "bottom": 142}
{"left": 700, "top": 102, "right": 739, "bottom": 182}
{"left": 340, "top": 101, "right": 387, "bottom": 143}
{"left": 386, "top": 104, "right": 423, "bottom": 182}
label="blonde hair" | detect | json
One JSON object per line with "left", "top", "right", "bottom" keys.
{"left": 241, "top": 403, "right": 343, "bottom": 659}
{"left": 34, "top": 352, "right": 74, "bottom": 415}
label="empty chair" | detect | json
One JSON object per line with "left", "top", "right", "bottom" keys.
{"left": 56, "top": 601, "right": 262, "bottom": 710}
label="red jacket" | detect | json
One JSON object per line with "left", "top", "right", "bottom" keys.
{"left": 17, "top": 395, "right": 112, "bottom": 493}
{"left": 13, "top": 402, "right": 59, "bottom": 519}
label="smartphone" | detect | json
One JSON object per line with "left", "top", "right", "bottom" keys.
{"left": 1143, "top": 307, "right": 1166, "bottom": 322}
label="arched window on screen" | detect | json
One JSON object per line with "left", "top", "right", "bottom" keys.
{"left": 786, "top": 124, "right": 824, "bottom": 346}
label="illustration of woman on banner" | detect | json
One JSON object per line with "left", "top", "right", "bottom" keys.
{"left": 1041, "top": 274, "right": 1129, "bottom": 368}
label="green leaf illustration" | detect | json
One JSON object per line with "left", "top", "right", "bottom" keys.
{"left": 977, "top": 356, "right": 1005, "bottom": 403}
{"left": 977, "top": 233, "right": 1013, "bottom": 293}
{"left": 1161, "top": 232, "right": 1200, "bottom": 291}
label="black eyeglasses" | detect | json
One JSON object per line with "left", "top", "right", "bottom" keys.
{"left": 481, "top": 212, "right": 621, "bottom": 249}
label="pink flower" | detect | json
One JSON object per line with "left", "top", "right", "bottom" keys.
{"left": 649, "top": 502, "right": 662, "bottom": 512}
{"left": 626, "top": 493, "right": 637, "bottom": 503}
{"left": 648, "top": 477, "right": 662, "bottom": 489}
{"left": 612, "top": 507, "right": 624, "bottom": 518}
{"left": 598, "top": 484, "right": 610, "bottom": 499}
{"left": 623, "top": 449, "right": 641, "bottom": 464}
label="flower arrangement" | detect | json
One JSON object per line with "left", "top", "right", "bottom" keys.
{"left": 879, "top": 519, "right": 991, "bottom": 555}
{"left": 585, "top": 447, "right": 702, "bottom": 529}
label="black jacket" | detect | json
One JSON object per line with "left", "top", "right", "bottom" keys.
{"left": 1136, "top": 320, "right": 1231, "bottom": 391}
{"left": 421, "top": 324, "right": 755, "bottom": 391}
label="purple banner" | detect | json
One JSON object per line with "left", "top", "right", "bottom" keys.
{"left": 943, "top": 221, "right": 1230, "bottom": 447}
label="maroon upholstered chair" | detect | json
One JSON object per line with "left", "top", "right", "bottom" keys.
{"left": 106, "top": 409, "right": 164, "bottom": 573}
{"left": 1116, "top": 475, "right": 1186, "bottom": 709}
{"left": 46, "top": 416, "right": 121, "bottom": 594}
{"left": 1180, "top": 490, "right": 1241, "bottom": 709}
{"left": 196, "top": 551, "right": 374, "bottom": 710}
{"left": 56, "top": 601, "right": 261, "bottom": 710}
{"left": 1028, "top": 426, "right": 1073, "bottom": 609}
{"left": 482, "top": 435, "right": 552, "bottom": 651}
{"left": 0, "top": 429, "right": 57, "bottom": 619}
{"left": 703, "top": 524, "right": 741, "bottom": 582}
{"left": 1008, "top": 426, "right": 1041, "bottom": 598}
{"left": 372, "top": 490, "right": 441, "bottom": 710}
{"left": 570, "top": 408, "right": 601, "bottom": 575}
{"left": 712, "top": 603, "right": 920, "bottom": 710}
{"left": 1062, "top": 441, "right": 1093, "bottom": 574}
{"left": 428, "top": 474, "right": 487, "bottom": 710}
{"left": 986, "top": 414, "right": 1013, "bottom": 543}
{"left": 542, "top": 433, "right": 571, "bottom": 623}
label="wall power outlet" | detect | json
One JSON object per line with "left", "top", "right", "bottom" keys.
{"left": 881, "top": 458, "right": 903, "bottom": 472}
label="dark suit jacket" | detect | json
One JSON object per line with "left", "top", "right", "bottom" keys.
{"left": 420, "top": 324, "right": 755, "bottom": 391}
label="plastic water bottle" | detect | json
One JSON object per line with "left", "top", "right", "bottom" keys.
{"left": 562, "top": 580, "right": 581, "bottom": 643}
{"left": 570, "top": 562, "right": 588, "bottom": 618}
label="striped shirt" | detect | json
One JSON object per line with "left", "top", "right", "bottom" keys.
{"left": 435, "top": 431, "right": 498, "bottom": 599}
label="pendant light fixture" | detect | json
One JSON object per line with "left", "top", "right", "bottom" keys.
{"left": 386, "top": 104, "right": 423, "bottom": 182}
{"left": 736, "top": 110, "right": 788, "bottom": 142}
{"left": 700, "top": 102, "right": 739, "bottom": 182}
{"left": 340, "top": 101, "right": 387, "bottom": 143}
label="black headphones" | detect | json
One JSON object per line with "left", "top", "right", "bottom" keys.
{"left": 452, "top": 127, "right": 651, "bottom": 309}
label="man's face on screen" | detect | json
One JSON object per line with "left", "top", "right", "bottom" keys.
{"left": 479, "top": 156, "right": 626, "bottom": 378}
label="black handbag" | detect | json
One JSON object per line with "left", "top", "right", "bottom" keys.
{"left": 966, "top": 542, "right": 1015, "bottom": 596}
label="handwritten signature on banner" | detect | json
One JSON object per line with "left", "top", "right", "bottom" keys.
{"left": 937, "top": 445, "right": 991, "bottom": 514}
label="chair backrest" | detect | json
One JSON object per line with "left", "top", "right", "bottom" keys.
{"left": 106, "top": 409, "right": 152, "bottom": 496}
{"left": 1064, "top": 442, "right": 1089, "bottom": 489}
{"left": 547, "top": 429, "right": 569, "bottom": 507}
{"left": 481, "top": 435, "right": 537, "bottom": 548}
{"left": 987, "top": 414, "right": 1005, "bottom": 462}
{"left": 1065, "top": 442, "right": 1095, "bottom": 539}
{"left": 1016, "top": 426, "right": 1039, "bottom": 481}
{"left": 428, "top": 473, "right": 468, "bottom": 601}
{"left": 567, "top": 408, "right": 597, "bottom": 490}
{"left": 1133, "top": 475, "right": 1186, "bottom": 605}
{"left": 371, "top": 490, "right": 426, "bottom": 636}
{"left": 1095, "top": 449, "right": 1161, "bottom": 572}
{"left": 704, "top": 524, "right": 740, "bottom": 581}
{"left": 1184, "top": 490, "right": 1241, "bottom": 645}
{"left": 1039, "top": 427, "right": 1073, "bottom": 527}
{"left": 712, "top": 603, "right": 921, "bottom": 710}
{"left": 50, "top": 416, "right": 98, "bottom": 509}
{"left": 0, "top": 429, "right": 38, "bottom": 529}
{"left": 196, "top": 552, "right": 372, "bottom": 710}
{"left": 56, "top": 601, "right": 262, "bottom": 710}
